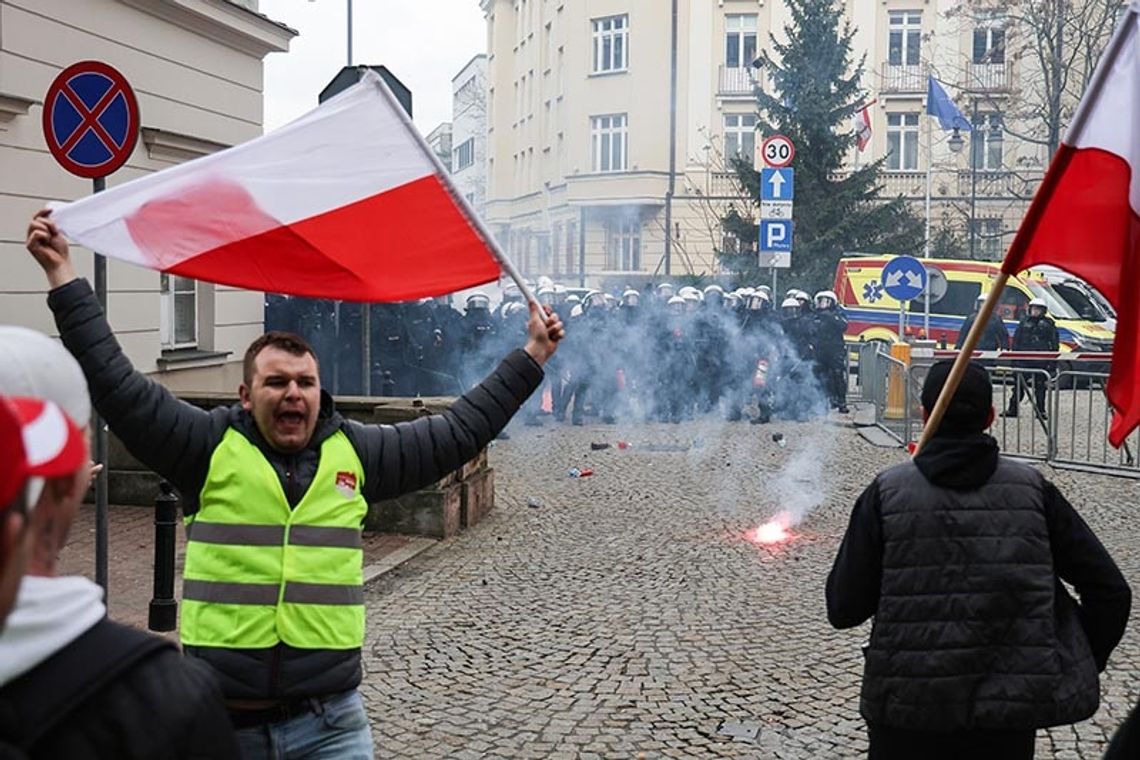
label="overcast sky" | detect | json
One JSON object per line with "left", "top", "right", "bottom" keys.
{"left": 260, "top": 1, "right": 486, "bottom": 134}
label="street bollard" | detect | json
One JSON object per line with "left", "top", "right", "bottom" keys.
{"left": 148, "top": 481, "right": 178, "bottom": 632}
{"left": 885, "top": 342, "right": 911, "bottom": 420}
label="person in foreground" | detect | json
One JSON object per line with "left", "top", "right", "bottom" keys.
{"left": 24, "top": 208, "right": 564, "bottom": 760}
{"left": 0, "top": 327, "right": 239, "bottom": 759}
{"left": 826, "top": 359, "right": 1131, "bottom": 760}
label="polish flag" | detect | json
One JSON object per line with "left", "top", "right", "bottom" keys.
{"left": 854, "top": 103, "right": 873, "bottom": 153}
{"left": 48, "top": 71, "right": 502, "bottom": 302}
{"left": 1001, "top": 3, "right": 1140, "bottom": 446}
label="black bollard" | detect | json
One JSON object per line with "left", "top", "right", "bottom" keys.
{"left": 148, "top": 481, "right": 178, "bottom": 632}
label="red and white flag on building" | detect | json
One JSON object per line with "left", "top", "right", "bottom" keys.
{"left": 853, "top": 103, "right": 873, "bottom": 152}
{"left": 48, "top": 71, "right": 503, "bottom": 302}
{"left": 1001, "top": 3, "right": 1140, "bottom": 446}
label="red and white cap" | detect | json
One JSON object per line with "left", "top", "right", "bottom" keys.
{"left": 0, "top": 395, "right": 87, "bottom": 510}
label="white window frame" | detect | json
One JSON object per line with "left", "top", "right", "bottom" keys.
{"left": 606, "top": 218, "right": 641, "bottom": 271}
{"left": 592, "top": 15, "right": 629, "bottom": 74}
{"left": 591, "top": 113, "right": 628, "bottom": 173}
{"left": 885, "top": 113, "right": 919, "bottom": 171}
{"left": 160, "top": 273, "right": 197, "bottom": 350}
{"left": 973, "top": 23, "right": 1006, "bottom": 64}
{"left": 972, "top": 113, "right": 1004, "bottom": 171}
{"left": 454, "top": 137, "right": 475, "bottom": 171}
{"left": 723, "top": 113, "right": 757, "bottom": 162}
{"left": 888, "top": 11, "right": 923, "bottom": 66}
{"left": 725, "top": 14, "right": 758, "bottom": 69}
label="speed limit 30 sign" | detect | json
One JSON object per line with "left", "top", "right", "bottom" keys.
{"left": 760, "top": 134, "right": 795, "bottom": 168}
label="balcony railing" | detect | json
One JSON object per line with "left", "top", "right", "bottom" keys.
{"left": 881, "top": 62, "right": 927, "bottom": 94}
{"left": 718, "top": 65, "right": 761, "bottom": 96}
{"left": 964, "top": 60, "right": 1013, "bottom": 92}
{"left": 877, "top": 169, "right": 1044, "bottom": 200}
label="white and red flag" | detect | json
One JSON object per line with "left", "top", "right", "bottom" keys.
{"left": 1001, "top": 3, "right": 1140, "bottom": 446}
{"left": 853, "top": 103, "right": 873, "bottom": 153}
{"left": 48, "top": 71, "right": 503, "bottom": 302}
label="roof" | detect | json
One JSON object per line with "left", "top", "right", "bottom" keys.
{"left": 222, "top": 0, "right": 298, "bottom": 37}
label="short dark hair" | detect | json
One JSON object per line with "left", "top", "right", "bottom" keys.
{"left": 921, "top": 360, "right": 993, "bottom": 434}
{"left": 243, "top": 332, "right": 319, "bottom": 386}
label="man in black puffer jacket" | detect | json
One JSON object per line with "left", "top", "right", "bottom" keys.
{"left": 24, "top": 209, "right": 565, "bottom": 760}
{"left": 827, "top": 360, "right": 1130, "bottom": 760}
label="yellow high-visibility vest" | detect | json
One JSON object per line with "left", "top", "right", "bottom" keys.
{"left": 180, "top": 428, "right": 367, "bottom": 650}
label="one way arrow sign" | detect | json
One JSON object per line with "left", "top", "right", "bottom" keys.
{"left": 760, "top": 168, "right": 794, "bottom": 201}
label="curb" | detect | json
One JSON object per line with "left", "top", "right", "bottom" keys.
{"left": 362, "top": 537, "right": 439, "bottom": 585}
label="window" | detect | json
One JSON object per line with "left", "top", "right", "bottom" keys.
{"left": 605, "top": 218, "right": 641, "bottom": 271}
{"left": 724, "top": 113, "right": 757, "bottom": 161}
{"left": 160, "top": 274, "right": 196, "bottom": 349}
{"left": 969, "top": 218, "right": 1004, "bottom": 259}
{"left": 997, "top": 284, "right": 1028, "bottom": 321}
{"left": 908, "top": 280, "right": 981, "bottom": 316}
{"left": 973, "top": 24, "right": 1006, "bottom": 64}
{"left": 592, "top": 15, "right": 628, "bottom": 73}
{"left": 591, "top": 114, "right": 627, "bottom": 172}
{"left": 455, "top": 137, "right": 475, "bottom": 171}
{"left": 971, "top": 113, "right": 1003, "bottom": 171}
{"left": 885, "top": 113, "right": 919, "bottom": 171}
{"left": 725, "top": 14, "right": 758, "bottom": 68}
{"left": 888, "top": 11, "right": 922, "bottom": 66}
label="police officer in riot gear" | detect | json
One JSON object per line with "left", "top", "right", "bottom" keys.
{"left": 1002, "top": 297, "right": 1059, "bottom": 419}
{"left": 956, "top": 294, "right": 1010, "bottom": 352}
{"left": 812, "top": 290, "right": 849, "bottom": 413}
{"left": 461, "top": 293, "right": 498, "bottom": 386}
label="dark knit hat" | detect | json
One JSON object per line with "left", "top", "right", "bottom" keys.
{"left": 921, "top": 360, "right": 993, "bottom": 433}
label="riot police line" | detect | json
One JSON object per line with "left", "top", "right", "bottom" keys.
{"left": 266, "top": 280, "right": 853, "bottom": 425}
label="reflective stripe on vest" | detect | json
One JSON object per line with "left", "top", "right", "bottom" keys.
{"left": 180, "top": 428, "right": 367, "bottom": 650}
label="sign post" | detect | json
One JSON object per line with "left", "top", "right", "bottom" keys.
{"left": 43, "top": 61, "right": 140, "bottom": 597}
{"left": 758, "top": 136, "right": 796, "bottom": 277}
{"left": 881, "top": 255, "right": 929, "bottom": 342}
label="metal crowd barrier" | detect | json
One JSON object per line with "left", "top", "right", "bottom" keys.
{"left": 861, "top": 348, "right": 1138, "bottom": 478}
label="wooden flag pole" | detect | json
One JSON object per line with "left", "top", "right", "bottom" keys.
{"left": 913, "top": 272, "right": 1010, "bottom": 455}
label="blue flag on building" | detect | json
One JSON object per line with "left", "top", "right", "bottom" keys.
{"left": 926, "top": 76, "right": 972, "bottom": 132}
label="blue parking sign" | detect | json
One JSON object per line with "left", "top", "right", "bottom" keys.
{"left": 759, "top": 220, "right": 793, "bottom": 252}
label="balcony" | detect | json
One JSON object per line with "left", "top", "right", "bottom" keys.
{"left": 964, "top": 60, "right": 1013, "bottom": 92}
{"left": 718, "top": 65, "right": 761, "bottom": 97}
{"left": 876, "top": 169, "right": 1045, "bottom": 201}
{"left": 881, "top": 62, "right": 927, "bottom": 94}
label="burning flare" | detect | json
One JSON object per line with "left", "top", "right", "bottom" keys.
{"left": 751, "top": 511, "right": 794, "bottom": 545}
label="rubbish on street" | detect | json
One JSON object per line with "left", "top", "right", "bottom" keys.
{"left": 617, "top": 441, "right": 632, "bottom": 449}
{"left": 590, "top": 442, "right": 611, "bottom": 450}
{"left": 568, "top": 467, "right": 595, "bottom": 479}
{"left": 772, "top": 433, "right": 787, "bottom": 448}
{"left": 527, "top": 497, "right": 543, "bottom": 509}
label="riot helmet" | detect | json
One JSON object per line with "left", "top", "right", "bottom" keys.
{"left": 621, "top": 288, "right": 641, "bottom": 308}
{"left": 780, "top": 297, "right": 801, "bottom": 319}
{"left": 1028, "top": 297, "right": 1048, "bottom": 318}
{"left": 814, "top": 290, "right": 838, "bottom": 311}
{"left": 466, "top": 293, "right": 491, "bottom": 312}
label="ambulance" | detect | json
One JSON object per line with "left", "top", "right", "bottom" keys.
{"left": 833, "top": 255, "right": 1115, "bottom": 354}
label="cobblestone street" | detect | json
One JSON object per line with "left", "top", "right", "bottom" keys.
{"left": 360, "top": 413, "right": 1140, "bottom": 759}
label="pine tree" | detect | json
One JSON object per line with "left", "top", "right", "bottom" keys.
{"left": 721, "top": 0, "right": 924, "bottom": 290}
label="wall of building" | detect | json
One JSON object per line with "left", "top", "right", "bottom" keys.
{"left": 452, "top": 54, "right": 489, "bottom": 220}
{"left": 0, "top": 0, "right": 293, "bottom": 392}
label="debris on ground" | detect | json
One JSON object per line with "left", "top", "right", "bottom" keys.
{"left": 617, "top": 441, "right": 632, "bottom": 449}
{"left": 527, "top": 497, "right": 543, "bottom": 509}
{"left": 590, "top": 442, "right": 611, "bottom": 450}
{"left": 772, "top": 433, "right": 787, "bottom": 448}
{"left": 568, "top": 468, "right": 595, "bottom": 478}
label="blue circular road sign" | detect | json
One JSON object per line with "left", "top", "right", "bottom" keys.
{"left": 881, "top": 255, "right": 928, "bottom": 302}
{"left": 42, "top": 61, "right": 139, "bottom": 179}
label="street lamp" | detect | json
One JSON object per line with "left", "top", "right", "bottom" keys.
{"left": 947, "top": 128, "right": 965, "bottom": 154}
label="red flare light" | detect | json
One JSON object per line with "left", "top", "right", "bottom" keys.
{"left": 750, "top": 512, "right": 793, "bottom": 546}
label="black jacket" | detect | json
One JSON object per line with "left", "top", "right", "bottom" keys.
{"left": 0, "top": 619, "right": 238, "bottom": 760}
{"left": 1012, "top": 314, "right": 1060, "bottom": 352}
{"left": 827, "top": 433, "right": 1130, "bottom": 731}
{"left": 48, "top": 279, "right": 544, "bottom": 700}
{"left": 955, "top": 311, "right": 1010, "bottom": 351}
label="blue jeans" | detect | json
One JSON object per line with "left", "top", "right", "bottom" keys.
{"left": 235, "top": 690, "right": 373, "bottom": 760}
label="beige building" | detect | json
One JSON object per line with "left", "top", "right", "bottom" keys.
{"left": 0, "top": 0, "right": 293, "bottom": 392}
{"left": 480, "top": 0, "right": 1070, "bottom": 287}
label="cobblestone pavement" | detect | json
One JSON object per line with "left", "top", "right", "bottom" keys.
{"left": 361, "top": 412, "right": 1140, "bottom": 758}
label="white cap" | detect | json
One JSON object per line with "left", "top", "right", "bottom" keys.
{"left": 0, "top": 326, "right": 90, "bottom": 427}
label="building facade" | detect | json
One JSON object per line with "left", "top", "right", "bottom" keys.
{"left": 425, "top": 121, "right": 454, "bottom": 169}
{"left": 0, "top": 0, "right": 293, "bottom": 392}
{"left": 451, "top": 54, "right": 489, "bottom": 220}
{"left": 480, "top": 0, "right": 1087, "bottom": 287}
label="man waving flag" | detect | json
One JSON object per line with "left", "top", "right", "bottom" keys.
{"left": 47, "top": 70, "right": 505, "bottom": 302}
{"left": 997, "top": 2, "right": 1140, "bottom": 447}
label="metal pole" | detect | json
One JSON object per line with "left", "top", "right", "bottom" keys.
{"left": 346, "top": 0, "right": 353, "bottom": 66}
{"left": 347, "top": 0, "right": 363, "bottom": 393}
{"left": 578, "top": 206, "right": 586, "bottom": 287}
{"left": 969, "top": 99, "right": 978, "bottom": 259}
{"left": 923, "top": 111, "right": 932, "bottom": 335}
{"left": 92, "top": 175, "right": 109, "bottom": 596}
{"left": 663, "top": 0, "right": 678, "bottom": 277}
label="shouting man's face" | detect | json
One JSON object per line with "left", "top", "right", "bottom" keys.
{"left": 241, "top": 347, "right": 321, "bottom": 453}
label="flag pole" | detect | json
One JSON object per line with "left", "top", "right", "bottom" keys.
{"left": 923, "top": 108, "right": 932, "bottom": 336}
{"left": 362, "top": 69, "right": 539, "bottom": 306}
{"left": 914, "top": 6, "right": 1138, "bottom": 455}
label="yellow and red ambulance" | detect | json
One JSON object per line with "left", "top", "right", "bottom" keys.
{"left": 832, "top": 255, "right": 1115, "bottom": 352}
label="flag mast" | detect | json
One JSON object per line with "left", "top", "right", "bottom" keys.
{"left": 914, "top": 6, "right": 1138, "bottom": 455}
